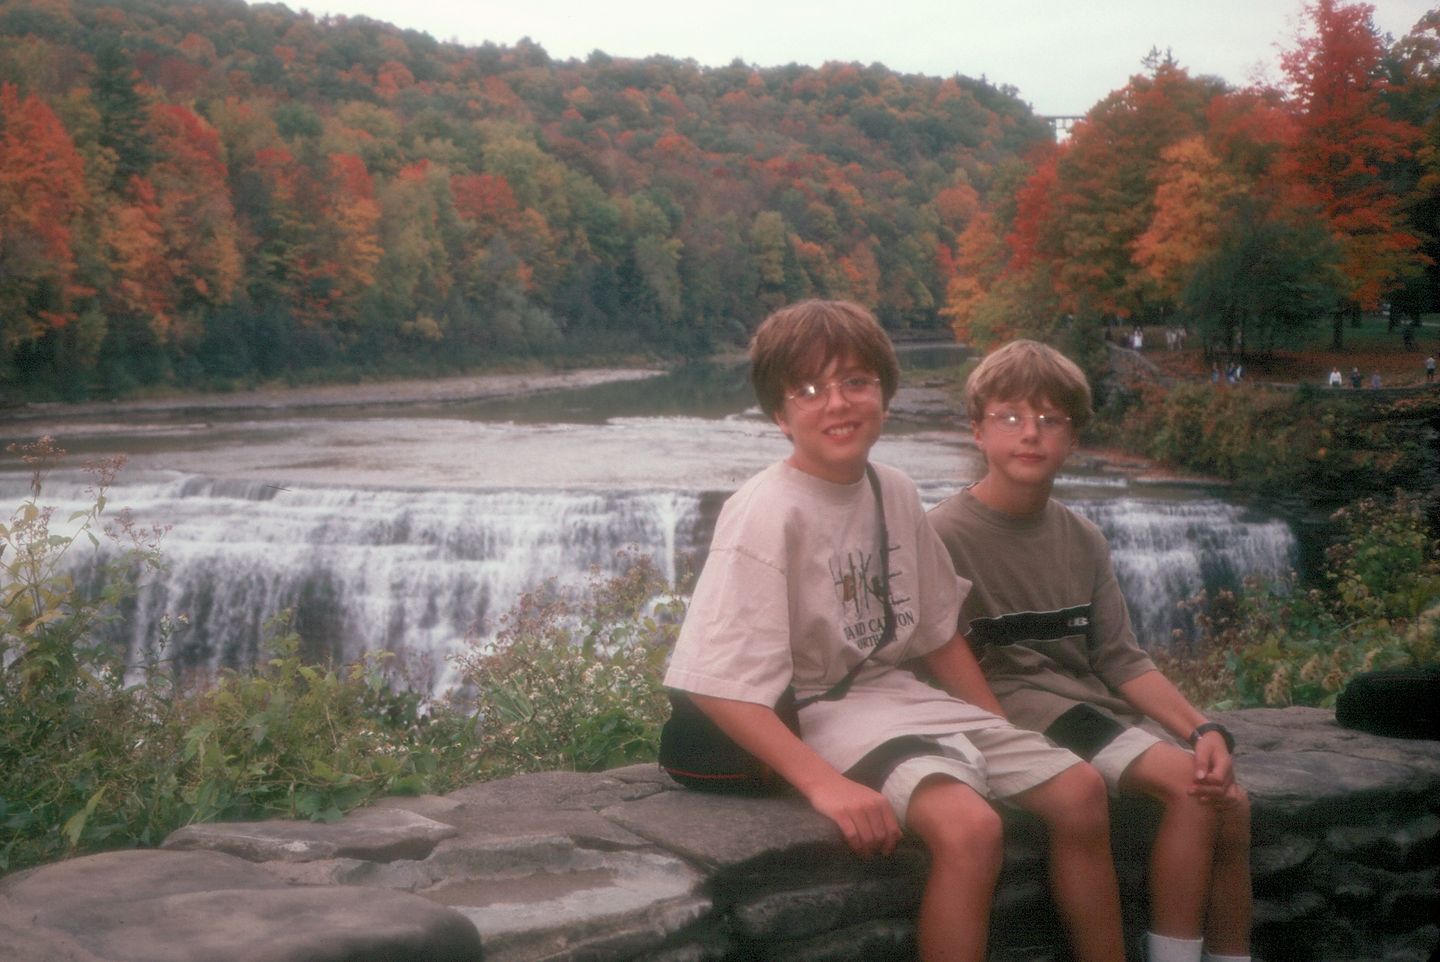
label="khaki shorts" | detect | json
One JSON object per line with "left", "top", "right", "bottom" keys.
{"left": 878, "top": 725, "right": 1081, "bottom": 827}
{"left": 1087, "top": 725, "right": 1197, "bottom": 796}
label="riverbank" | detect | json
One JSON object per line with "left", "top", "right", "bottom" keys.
{"left": 2, "top": 368, "right": 666, "bottom": 425}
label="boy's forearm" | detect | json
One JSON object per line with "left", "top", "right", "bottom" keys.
{"left": 920, "top": 632, "right": 1007, "bottom": 718}
{"left": 1116, "top": 669, "right": 1208, "bottom": 741}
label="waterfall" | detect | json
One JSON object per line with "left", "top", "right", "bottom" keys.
{"left": 1069, "top": 496, "right": 1298, "bottom": 647}
{"left": 6, "top": 472, "right": 1296, "bottom": 691}
{"left": 16, "top": 473, "right": 703, "bottom": 691}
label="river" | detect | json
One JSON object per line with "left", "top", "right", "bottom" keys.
{"left": 0, "top": 351, "right": 1296, "bottom": 692}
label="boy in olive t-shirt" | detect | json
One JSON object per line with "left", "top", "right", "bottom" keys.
{"left": 928, "top": 340, "right": 1252, "bottom": 962}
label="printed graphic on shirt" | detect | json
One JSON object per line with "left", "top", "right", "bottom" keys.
{"left": 830, "top": 541, "right": 913, "bottom": 650}
{"left": 967, "top": 604, "right": 1091, "bottom": 649}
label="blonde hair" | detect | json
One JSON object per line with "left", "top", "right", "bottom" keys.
{"left": 964, "top": 339, "right": 1093, "bottom": 430}
{"left": 749, "top": 300, "right": 899, "bottom": 419}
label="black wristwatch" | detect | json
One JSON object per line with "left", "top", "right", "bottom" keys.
{"left": 1189, "top": 721, "right": 1235, "bottom": 754}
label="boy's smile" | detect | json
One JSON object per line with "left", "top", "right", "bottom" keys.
{"left": 774, "top": 357, "right": 887, "bottom": 485}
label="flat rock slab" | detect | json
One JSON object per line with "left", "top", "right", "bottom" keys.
{"left": 603, "top": 788, "right": 845, "bottom": 870}
{"left": 162, "top": 806, "right": 458, "bottom": 863}
{"left": 424, "top": 846, "right": 709, "bottom": 962}
{"left": 1, "top": 849, "right": 480, "bottom": 962}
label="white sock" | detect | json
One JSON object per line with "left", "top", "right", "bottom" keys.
{"left": 1202, "top": 954, "right": 1250, "bottom": 962}
{"left": 1146, "top": 932, "right": 1203, "bottom": 962}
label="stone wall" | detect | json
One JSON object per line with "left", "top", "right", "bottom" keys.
{"left": 2, "top": 707, "right": 1437, "bottom": 962}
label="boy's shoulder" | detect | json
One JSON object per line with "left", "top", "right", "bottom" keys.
{"left": 930, "top": 488, "right": 1104, "bottom": 543}
{"left": 718, "top": 460, "right": 920, "bottom": 537}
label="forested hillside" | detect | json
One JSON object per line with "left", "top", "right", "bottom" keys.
{"left": 0, "top": 0, "right": 1047, "bottom": 398}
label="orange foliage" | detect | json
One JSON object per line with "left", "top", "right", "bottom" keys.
{"left": 933, "top": 183, "right": 980, "bottom": 232}
{"left": 0, "top": 83, "right": 89, "bottom": 343}
{"left": 1133, "top": 137, "right": 1243, "bottom": 300}
{"left": 451, "top": 173, "right": 521, "bottom": 226}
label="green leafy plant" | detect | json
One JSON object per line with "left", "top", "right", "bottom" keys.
{"left": 453, "top": 548, "right": 685, "bottom": 778}
{"left": 0, "top": 440, "right": 484, "bottom": 870}
{"left": 1159, "top": 492, "right": 1439, "bottom": 709}
{"left": 0, "top": 437, "right": 175, "bottom": 869}
{"left": 179, "top": 614, "right": 481, "bottom": 824}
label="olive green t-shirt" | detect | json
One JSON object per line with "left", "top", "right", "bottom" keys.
{"left": 927, "top": 487, "right": 1157, "bottom": 734}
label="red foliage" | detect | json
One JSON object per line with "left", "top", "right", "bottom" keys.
{"left": 1280, "top": 0, "right": 1427, "bottom": 308}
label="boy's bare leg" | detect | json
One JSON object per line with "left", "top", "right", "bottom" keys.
{"left": 905, "top": 776, "right": 1004, "bottom": 962}
{"left": 1202, "top": 787, "right": 1252, "bottom": 954}
{"left": 1010, "top": 763, "right": 1126, "bottom": 962}
{"left": 1120, "top": 743, "right": 1252, "bottom": 953}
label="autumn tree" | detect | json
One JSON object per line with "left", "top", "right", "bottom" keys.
{"left": 1133, "top": 137, "right": 1245, "bottom": 306}
{"left": 1030, "top": 59, "right": 1221, "bottom": 323}
{"left": 1384, "top": 9, "right": 1440, "bottom": 322}
{"left": 0, "top": 83, "right": 90, "bottom": 377}
{"left": 1281, "top": 0, "right": 1426, "bottom": 348}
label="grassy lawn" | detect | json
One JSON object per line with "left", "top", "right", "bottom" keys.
{"left": 1143, "top": 313, "right": 1440, "bottom": 387}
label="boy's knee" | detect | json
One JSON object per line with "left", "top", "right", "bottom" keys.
{"left": 912, "top": 781, "right": 1003, "bottom": 864}
{"left": 1050, "top": 763, "right": 1110, "bottom": 835}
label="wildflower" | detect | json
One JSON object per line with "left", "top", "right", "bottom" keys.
{"left": 1264, "top": 664, "right": 1291, "bottom": 706}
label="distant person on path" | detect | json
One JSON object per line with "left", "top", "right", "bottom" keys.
{"left": 1328, "top": 368, "right": 1342, "bottom": 388}
{"left": 1350, "top": 367, "right": 1362, "bottom": 389}
{"left": 1132, "top": 326, "right": 1143, "bottom": 351}
{"left": 663, "top": 301, "right": 1127, "bottom": 962}
{"left": 1426, "top": 355, "right": 1435, "bottom": 384}
{"left": 929, "top": 340, "right": 1253, "bottom": 962}
{"left": 1370, "top": 372, "right": 1382, "bottom": 390}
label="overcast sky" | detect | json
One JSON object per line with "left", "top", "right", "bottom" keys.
{"left": 290, "top": 0, "right": 1434, "bottom": 116}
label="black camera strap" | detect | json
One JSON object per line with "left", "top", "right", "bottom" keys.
{"left": 794, "top": 463, "right": 896, "bottom": 710}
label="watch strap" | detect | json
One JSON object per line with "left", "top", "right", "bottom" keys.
{"left": 1189, "top": 721, "right": 1235, "bottom": 753}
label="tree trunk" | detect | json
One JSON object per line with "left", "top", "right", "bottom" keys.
{"left": 1332, "top": 311, "right": 1345, "bottom": 351}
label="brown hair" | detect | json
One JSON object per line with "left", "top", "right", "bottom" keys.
{"left": 964, "top": 339, "right": 1093, "bottom": 430}
{"left": 749, "top": 300, "right": 900, "bottom": 419}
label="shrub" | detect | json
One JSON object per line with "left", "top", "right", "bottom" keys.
{"left": 0, "top": 437, "right": 175, "bottom": 869}
{"left": 0, "top": 440, "right": 483, "bottom": 870}
{"left": 1122, "top": 381, "right": 1298, "bottom": 485}
{"left": 180, "top": 615, "right": 482, "bottom": 824}
{"left": 452, "top": 549, "right": 684, "bottom": 778}
{"left": 1158, "top": 492, "right": 1439, "bottom": 709}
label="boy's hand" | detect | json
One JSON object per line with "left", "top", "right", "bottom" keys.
{"left": 804, "top": 774, "right": 903, "bottom": 858}
{"left": 1188, "top": 732, "right": 1239, "bottom": 808}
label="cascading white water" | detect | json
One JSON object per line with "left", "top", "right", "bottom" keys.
{"left": 16, "top": 470, "right": 1299, "bottom": 692}
{"left": 1070, "top": 497, "right": 1298, "bottom": 644}
{"left": 19, "top": 473, "right": 703, "bottom": 691}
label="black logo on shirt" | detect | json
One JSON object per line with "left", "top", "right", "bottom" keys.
{"left": 967, "top": 604, "right": 1092, "bottom": 649}
{"left": 832, "top": 545, "right": 912, "bottom": 649}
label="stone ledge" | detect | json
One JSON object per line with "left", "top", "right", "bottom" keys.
{"left": 2, "top": 707, "right": 1437, "bottom": 962}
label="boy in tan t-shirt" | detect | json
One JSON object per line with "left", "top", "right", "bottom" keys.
{"left": 664, "top": 301, "right": 1126, "bottom": 962}
{"left": 928, "top": 340, "right": 1252, "bottom": 962}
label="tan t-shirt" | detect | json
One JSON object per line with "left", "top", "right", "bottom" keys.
{"left": 664, "top": 461, "right": 1001, "bottom": 774}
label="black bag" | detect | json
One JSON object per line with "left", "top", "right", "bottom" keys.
{"left": 1335, "top": 665, "right": 1440, "bottom": 740}
{"left": 658, "top": 689, "right": 800, "bottom": 794}
{"left": 658, "top": 465, "right": 895, "bottom": 794}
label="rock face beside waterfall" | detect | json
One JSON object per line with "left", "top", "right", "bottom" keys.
{"left": 3, "top": 707, "right": 1437, "bottom": 962}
